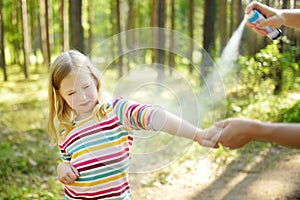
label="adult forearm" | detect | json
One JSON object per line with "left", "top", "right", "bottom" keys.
{"left": 280, "top": 9, "right": 300, "bottom": 29}
{"left": 258, "top": 122, "right": 300, "bottom": 148}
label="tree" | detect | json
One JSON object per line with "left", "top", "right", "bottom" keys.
{"left": 127, "top": 0, "right": 135, "bottom": 48}
{"left": 28, "top": 0, "right": 39, "bottom": 59}
{"left": 70, "top": 0, "right": 84, "bottom": 52}
{"left": 21, "top": 0, "right": 30, "bottom": 79}
{"left": 87, "top": 0, "right": 94, "bottom": 53}
{"left": 11, "top": 1, "right": 22, "bottom": 65}
{"left": 110, "top": 1, "right": 117, "bottom": 61}
{"left": 202, "top": 0, "right": 216, "bottom": 76}
{"left": 151, "top": 0, "right": 158, "bottom": 64}
{"left": 274, "top": 0, "right": 289, "bottom": 94}
{"left": 188, "top": 0, "right": 194, "bottom": 73}
{"left": 117, "top": 0, "right": 125, "bottom": 77}
{"left": 60, "top": 0, "right": 69, "bottom": 51}
{"left": 40, "top": 0, "right": 50, "bottom": 67}
{"left": 157, "top": 0, "right": 165, "bottom": 82}
{"left": 168, "top": 0, "right": 175, "bottom": 75}
{"left": 0, "top": 0, "right": 7, "bottom": 81}
{"left": 219, "top": 0, "right": 227, "bottom": 52}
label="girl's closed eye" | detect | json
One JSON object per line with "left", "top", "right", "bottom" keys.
{"left": 67, "top": 91, "right": 75, "bottom": 96}
{"left": 83, "top": 84, "right": 90, "bottom": 89}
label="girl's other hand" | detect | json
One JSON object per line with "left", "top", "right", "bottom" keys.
{"left": 57, "top": 162, "right": 79, "bottom": 185}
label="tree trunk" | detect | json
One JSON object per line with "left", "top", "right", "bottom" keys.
{"left": 12, "top": 1, "right": 22, "bottom": 65}
{"left": 87, "top": 0, "right": 94, "bottom": 54}
{"left": 219, "top": 0, "right": 227, "bottom": 53}
{"left": 28, "top": 0, "right": 37, "bottom": 58}
{"left": 157, "top": 0, "right": 165, "bottom": 82}
{"left": 203, "top": 0, "right": 215, "bottom": 55}
{"left": 169, "top": 0, "right": 175, "bottom": 75}
{"left": 274, "top": 0, "right": 288, "bottom": 94}
{"left": 126, "top": 0, "right": 135, "bottom": 70}
{"left": 188, "top": 0, "right": 194, "bottom": 74}
{"left": 48, "top": 0, "right": 53, "bottom": 54}
{"left": 127, "top": 0, "right": 135, "bottom": 48}
{"left": 21, "top": 0, "right": 30, "bottom": 79}
{"left": 110, "top": 1, "right": 117, "bottom": 62}
{"left": 151, "top": 0, "right": 158, "bottom": 64}
{"left": 202, "top": 0, "right": 216, "bottom": 76}
{"left": 117, "top": 0, "right": 124, "bottom": 77}
{"left": 70, "top": 0, "right": 84, "bottom": 53}
{"left": 229, "top": 0, "right": 234, "bottom": 36}
{"left": 236, "top": 0, "right": 243, "bottom": 26}
{"left": 0, "top": 0, "right": 7, "bottom": 81}
{"left": 39, "top": 0, "right": 50, "bottom": 67}
{"left": 59, "top": 0, "right": 69, "bottom": 51}
{"left": 60, "top": 0, "right": 69, "bottom": 51}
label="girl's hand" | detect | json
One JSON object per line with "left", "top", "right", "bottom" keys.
{"left": 194, "top": 128, "right": 219, "bottom": 148}
{"left": 57, "top": 162, "right": 79, "bottom": 185}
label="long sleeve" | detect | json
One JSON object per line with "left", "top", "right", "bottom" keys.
{"left": 112, "top": 97, "right": 204, "bottom": 143}
{"left": 59, "top": 148, "right": 71, "bottom": 164}
{"left": 112, "top": 97, "right": 157, "bottom": 131}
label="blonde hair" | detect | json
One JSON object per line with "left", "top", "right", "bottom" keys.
{"left": 47, "top": 50, "right": 106, "bottom": 145}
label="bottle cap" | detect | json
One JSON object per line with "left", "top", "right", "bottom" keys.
{"left": 248, "top": 10, "right": 259, "bottom": 23}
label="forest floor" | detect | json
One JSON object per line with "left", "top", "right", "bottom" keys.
{"left": 130, "top": 145, "right": 300, "bottom": 200}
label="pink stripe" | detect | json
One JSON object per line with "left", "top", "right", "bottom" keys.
{"left": 74, "top": 148, "right": 130, "bottom": 168}
{"left": 126, "top": 104, "right": 138, "bottom": 118}
{"left": 65, "top": 182, "right": 129, "bottom": 198}
{"left": 59, "top": 116, "right": 119, "bottom": 149}
{"left": 76, "top": 152, "right": 129, "bottom": 172}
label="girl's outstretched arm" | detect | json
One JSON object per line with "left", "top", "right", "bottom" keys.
{"left": 151, "top": 108, "right": 216, "bottom": 148}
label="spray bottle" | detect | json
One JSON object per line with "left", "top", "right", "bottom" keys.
{"left": 247, "top": 9, "right": 282, "bottom": 40}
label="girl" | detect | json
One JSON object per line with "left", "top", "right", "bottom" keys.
{"left": 47, "top": 50, "right": 214, "bottom": 199}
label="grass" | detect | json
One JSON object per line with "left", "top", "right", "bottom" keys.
{"left": 0, "top": 67, "right": 63, "bottom": 199}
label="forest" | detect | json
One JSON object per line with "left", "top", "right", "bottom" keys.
{"left": 0, "top": 0, "right": 300, "bottom": 199}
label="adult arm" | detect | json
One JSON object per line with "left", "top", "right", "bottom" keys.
{"left": 214, "top": 118, "right": 300, "bottom": 149}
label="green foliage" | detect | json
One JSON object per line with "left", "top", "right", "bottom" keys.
{"left": 235, "top": 37, "right": 300, "bottom": 96}
{"left": 280, "top": 100, "right": 300, "bottom": 123}
{"left": 223, "top": 37, "right": 300, "bottom": 121}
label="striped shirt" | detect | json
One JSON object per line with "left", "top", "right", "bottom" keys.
{"left": 59, "top": 97, "right": 156, "bottom": 199}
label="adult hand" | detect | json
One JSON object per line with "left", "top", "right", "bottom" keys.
{"left": 213, "top": 118, "right": 258, "bottom": 149}
{"left": 245, "top": 1, "right": 284, "bottom": 36}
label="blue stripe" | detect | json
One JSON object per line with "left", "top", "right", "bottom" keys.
{"left": 77, "top": 165, "right": 129, "bottom": 182}
{"left": 70, "top": 132, "right": 128, "bottom": 153}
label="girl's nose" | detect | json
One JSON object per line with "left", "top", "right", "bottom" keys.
{"left": 79, "top": 91, "right": 87, "bottom": 100}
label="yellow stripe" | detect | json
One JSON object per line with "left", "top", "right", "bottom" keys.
{"left": 141, "top": 108, "right": 147, "bottom": 127}
{"left": 72, "top": 136, "right": 128, "bottom": 159}
{"left": 74, "top": 115, "right": 94, "bottom": 127}
{"left": 69, "top": 172, "right": 127, "bottom": 187}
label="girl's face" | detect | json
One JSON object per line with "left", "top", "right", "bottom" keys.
{"left": 59, "top": 70, "right": 98, "bottom": 120}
